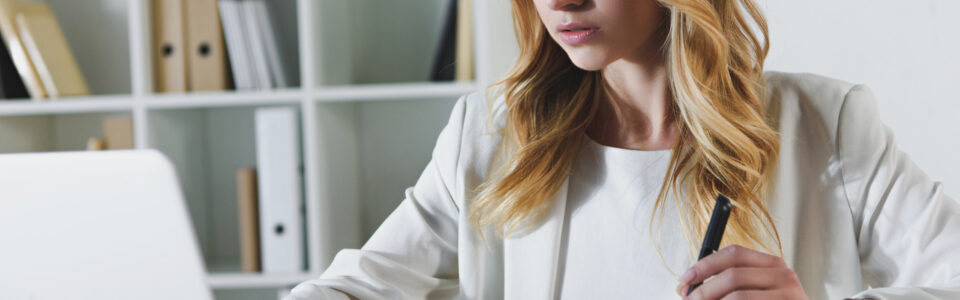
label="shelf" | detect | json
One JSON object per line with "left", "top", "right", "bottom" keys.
{"left": 143, "top": 88, "right": 305, "bottom": 110}
{"left": 0, "top": 82, "right": 476, "bottom": 116}
{"left": 0, "top": 95, "right": 134, "bottom": 116}
{"left": 206, "top": 272, "right": 317, "bottom": 289}
{"left": 312, "top": 81, "right": 477, "bottom": 102}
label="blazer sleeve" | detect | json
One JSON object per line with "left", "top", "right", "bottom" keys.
{"left": 837, "top": 85, "right": 960, "bottom": 299}
{"left": 284, "top": 96, "right": 468, "bottom": 300}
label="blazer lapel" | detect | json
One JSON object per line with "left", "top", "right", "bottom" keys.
{"left": 503, "top": 178, "right": 569, "bottom": 299}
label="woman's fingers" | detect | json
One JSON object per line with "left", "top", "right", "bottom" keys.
{"left": 682, "top": 267, "right": 788, "bottom": 300}
{"left": 677, "top": 245, "right": 785, "bottom": 288}
{"left": 672, "top": 245, "right": 807, "bottom": 300}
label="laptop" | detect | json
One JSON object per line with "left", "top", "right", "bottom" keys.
{"left": 0, "top": 150, "right": 213, "bottom": 300}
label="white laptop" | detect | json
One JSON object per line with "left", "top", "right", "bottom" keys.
{"left": 0, "top": 150, "right": 213, "bottom": 300}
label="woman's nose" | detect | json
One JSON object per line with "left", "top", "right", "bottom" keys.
{"left": 546, "top": 0, "right": 585, "bottom": 11}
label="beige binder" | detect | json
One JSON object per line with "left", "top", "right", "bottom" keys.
{"left": 152, "top": 0, "right": 187, "bottom": 93}
{"left": 102, "top": 116, "right": 134, "bottom": 150}
{"left": 0, "top": 0, "right": 46, "bottom": 99}
{"left": 15, "top": 2, "right": 90, "bottom": 98}
{"left": 185, "top": 0, "right": 227, "bottom": 91}
{"left": 236, "top": 167, "right": 262, "bottom": 273}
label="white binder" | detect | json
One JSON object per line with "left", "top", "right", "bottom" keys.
{"left": 254, "top": 107, "right": 304, "bottom": 273}
{"left": 252, "top": 0, "right": 287, "bottom": 88}
{"left": 218, "top": 0, "right": 252, "bottom": 89}
{"left": 240, "top": 0, "right": 271, "bottom": 89}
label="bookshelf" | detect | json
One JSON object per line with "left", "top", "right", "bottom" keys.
{"left": 0, "top": 0, "right": 518, "bottom": 299}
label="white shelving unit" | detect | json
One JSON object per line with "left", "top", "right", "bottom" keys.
{"left": 0, "top": 0, "right": 518, "bottom": 298}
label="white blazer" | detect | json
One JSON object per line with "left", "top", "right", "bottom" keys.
{"left": 286, "top": 72, "right": 960, "bottom": 300}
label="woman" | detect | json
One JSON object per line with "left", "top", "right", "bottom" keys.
{"left": 288, "top": 0, "right": 960, "bottom": 299}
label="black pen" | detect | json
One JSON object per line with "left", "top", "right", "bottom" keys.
{"left": 687, "top": 194, "right": 733, "bottom": 296}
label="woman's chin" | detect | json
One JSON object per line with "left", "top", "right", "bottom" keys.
{"left": 566, "top": 52, "right": 608, "bottom": 71}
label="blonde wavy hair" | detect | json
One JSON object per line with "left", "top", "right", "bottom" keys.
{"left": 469, "top": 0, "right": 783, "bottom": 257}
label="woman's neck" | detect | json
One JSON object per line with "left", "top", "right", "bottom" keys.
{"left": 589, "top": 57, "right": 678, "bottom": 151}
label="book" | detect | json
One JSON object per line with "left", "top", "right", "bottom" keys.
{"left": 0, "top": 0, "right": 46, "bottom": 99}
{"left": 251, "top": 0, "right": 286, "bottom": 88}
{"left": 236, "top": 166, "right": 261, "bottom": 273}
{"left": 102, "top": 116, "right": 134, "bottom": 150}
{"left": 240, "top": 0, "right": 270, "bottom": 89}
{"left": 218, "top": 0, "right": 252, "bottom": 90}
{"left": 219, "top": 0, "right": 288, "bottom": 90}
{"left": 15, "top": 2, "right": 90, "bottom": 98}
{"left": 0, "top": 29, "right": 27, "bottom": 99}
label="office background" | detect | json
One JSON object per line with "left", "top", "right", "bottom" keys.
{"left": 0, "top": 0, "right": 954, "bottom": 299}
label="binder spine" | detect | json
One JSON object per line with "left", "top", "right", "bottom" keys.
{"left": 240, "top": 0, "right": 270, "bottom": 89}
{"left": 152, "top": 0, "right": 187, "bottom": 93}
{"left": 185, "top": 0, "right": 228, "bottom": 91}
{"left": 218, "top": 0, "right": 251, "bottom": 90}
{"left": 254, "top": 107, "right": 304, "bottom": 273}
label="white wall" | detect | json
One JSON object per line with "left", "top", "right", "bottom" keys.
{"left": 759, "top": 0, "right": 960, "bottom": 194}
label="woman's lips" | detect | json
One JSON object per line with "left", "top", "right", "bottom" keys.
{"left": 558, "top": 27, "right": 598, "bottom": 45}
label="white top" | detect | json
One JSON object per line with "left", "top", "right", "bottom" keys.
{"left": 560, "top": 138, "right": 686, "bottom": 299}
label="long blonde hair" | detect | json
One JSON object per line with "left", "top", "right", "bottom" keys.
{"left": 470, "top": 0, "right": 782, "bottom": 256}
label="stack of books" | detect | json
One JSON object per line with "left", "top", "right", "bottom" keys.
{"left": 218, "top": 0, "right": 287, "bottom": 90}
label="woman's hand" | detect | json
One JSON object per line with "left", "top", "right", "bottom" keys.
{"left": 675, "top": 245, "right": 809, "bottom": 300}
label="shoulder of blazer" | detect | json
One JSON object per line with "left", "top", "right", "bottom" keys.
{"left": 763, "top": 70, "right": 868, "bottom": 145}
{"left": 459, "top": 88, "right": 509, "bottom": 136}
{"left": 440, "top": 89, "right": 510, "bottom": 206}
